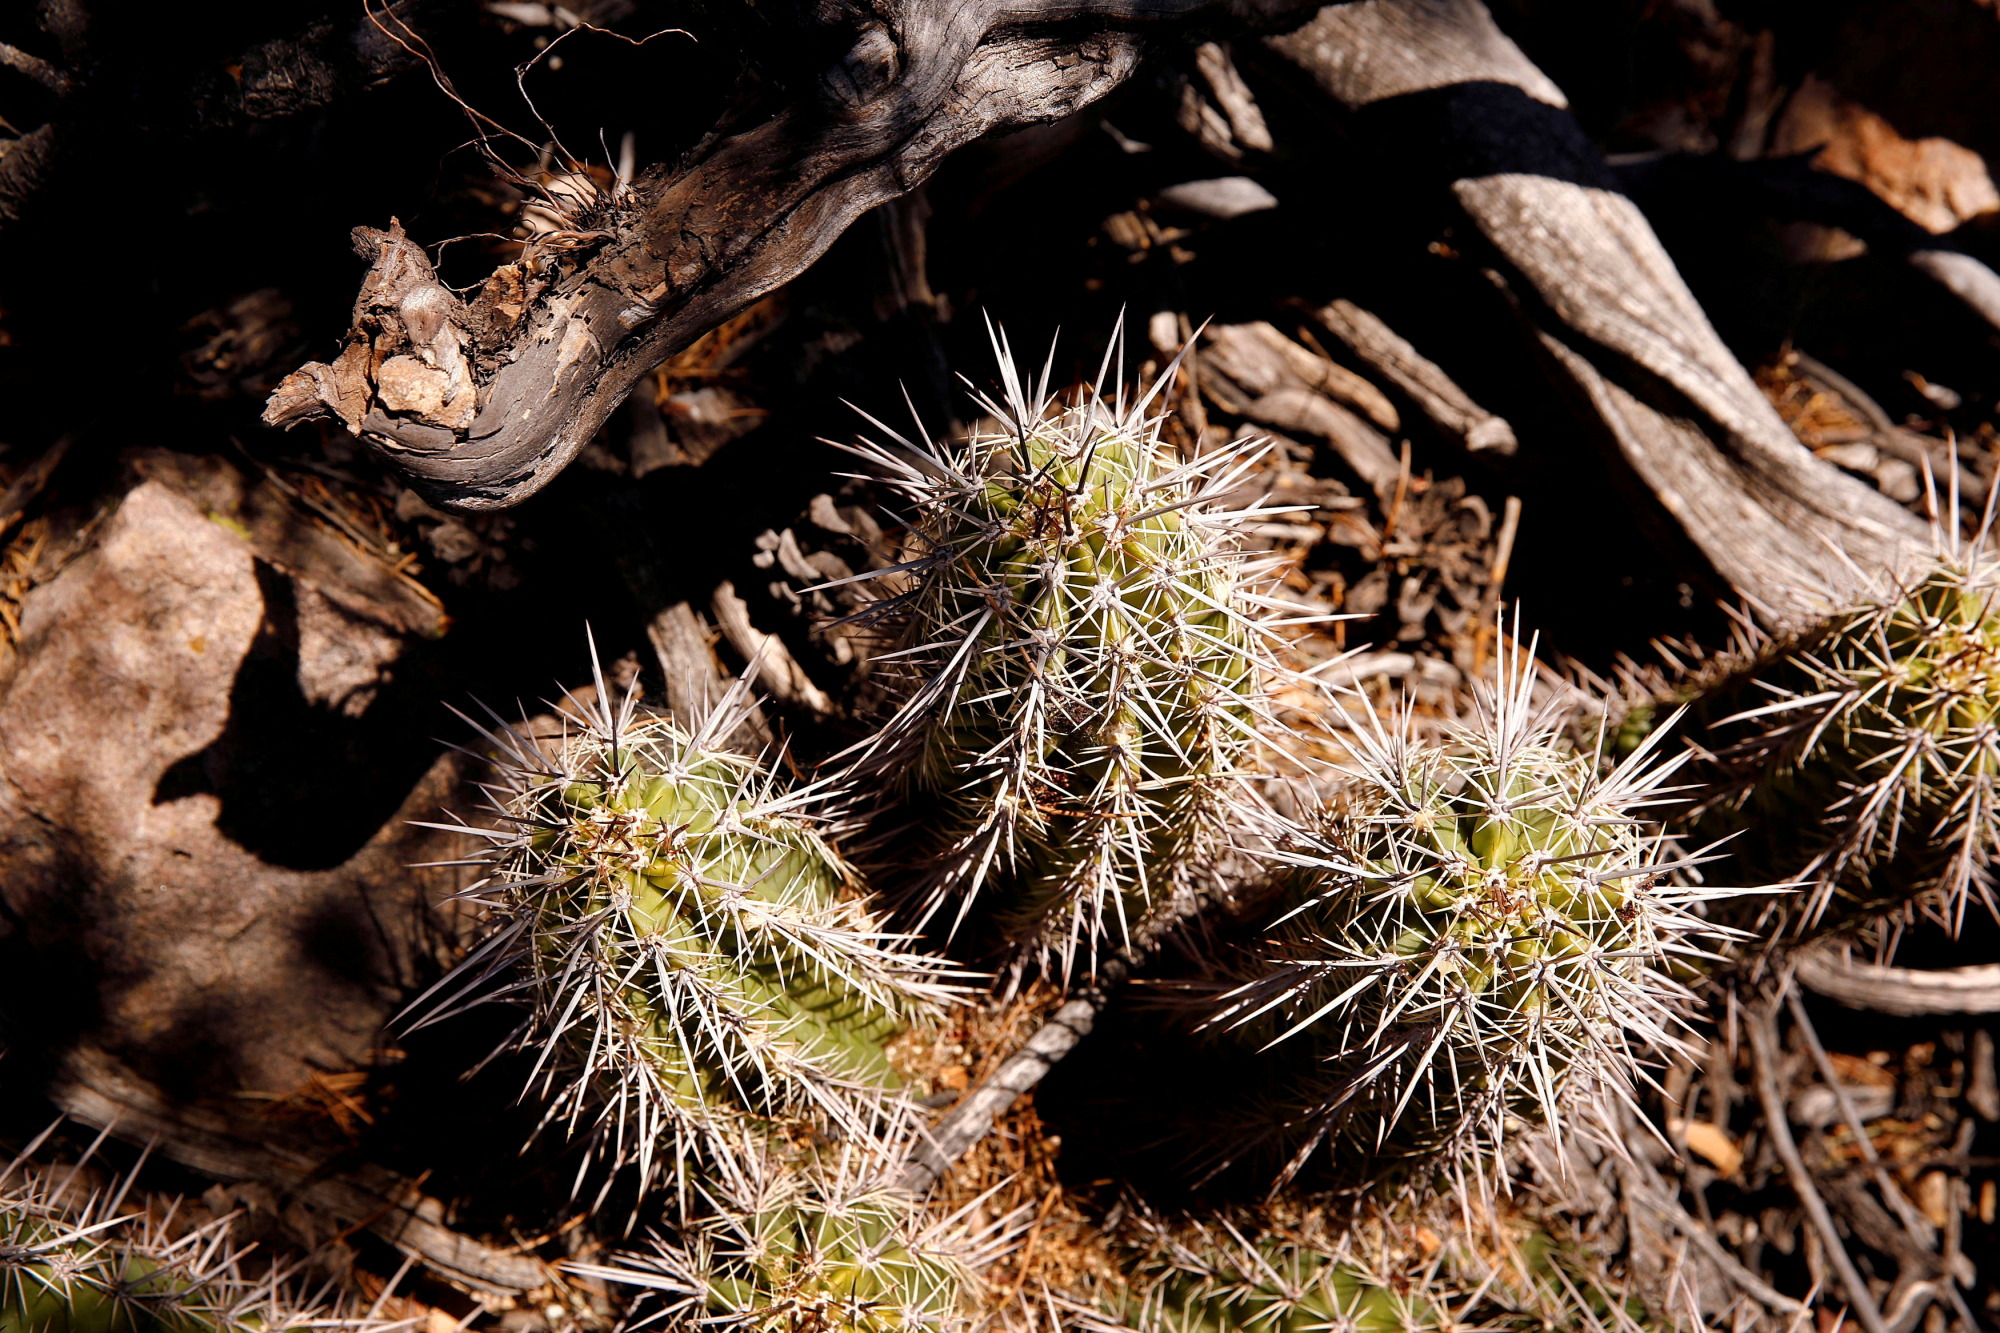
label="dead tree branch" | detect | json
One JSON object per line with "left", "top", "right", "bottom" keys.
{"left": 265, "top": 0, "right": 1294, "bottom": 512}
{"left": 1263, "top": 0, "right": 1926, "bottom": 624}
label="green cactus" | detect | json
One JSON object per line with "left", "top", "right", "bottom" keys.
{"left": 1109, "top": 1199, "right": 1658, "bottom": 1333}
{"left": 427, "top": 663, "right": 964, "bottom": 1195}
{"left": 1, "top": 1132, "right": 353, "bottom": 1333}
{"left": 1203, "top": 630, "right": 1727, "bottom": 1192}
{"left": 1677, "top": 543, "right": 2000, "bottom": 938}
{"left": 1117, "top": 1217, "right": 1439, "bottom": 1333}
{"left": 573, "top": 1146, "right": 988, "bottom": 1333}
{"left": 845, "top": 326, "right": 1305, "bottom": 975}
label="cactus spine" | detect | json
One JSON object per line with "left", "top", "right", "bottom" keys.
{"left": 1117, "top": 1214, "right": 1440, "bottom": 1333}
{"left": 574, "top": 1143, "right": 999, "bottom": 1333}
{"left": 1205, "top": 630, "right": 1725, "bottom": 1191}
{"left": 431, "top": 664, "right": 963, "bottom": 1195}
{"left": 1682, "top": 536, "right": 2000, "bottom": 937}
{"left": 1109, "top": 1197, "right": 1658, "bottom": 1333}
{"left": 1, "top": 1129, "right": 359, "bottom": 1333}
{"left": 847, "top": 326, "right": 1304, "bottom": 974}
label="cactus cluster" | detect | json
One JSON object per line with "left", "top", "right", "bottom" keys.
{"left": 573, "top": 1144, "right": 1001, "bottom": 1333}
{"left": 426, "top": 667, "right": 964, "bottom": 1196}
{"left": 845, "top": 327, "right": 1306, "bottom": 975}
{"left": 1679, "top": 537, "right": 2000, "bottom": 937}
{"left": 0, "top": 1129, "right": 355, "bottom": 1333}
{"left": 1201, "top": 633, "right": 1724, "bottom": 1192}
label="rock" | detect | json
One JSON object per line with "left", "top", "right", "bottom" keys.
{"left": 1772, "top": 73, "right": 2000, "bottom": 235}
{"left": 0, "top": 462, "right": 468, "bottom": 1103}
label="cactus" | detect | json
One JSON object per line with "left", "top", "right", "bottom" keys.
{"left": 1115, "top": 1210, "right": 1441, "bottom": 1333}
{"left": 0, "top": 1128, "right": 357, "bottom": 1333}
{"left": 1109, "top": 1196, "right": 1658, "bottom": 1333}
{"left": 572, "top": 1142, "right": 1001, "bottom": 1333}
{"left": 1202, "top": 629, "right": 1728, "bottom": 1193}
{"left": 844, "top": 325, "right": 1306, "bottom": 975}
{"left": 1675, "top": 537, "right": 2000, "bottom": 938}
{"left": 425, "top": 660, "right": 965, "bottom": 1196}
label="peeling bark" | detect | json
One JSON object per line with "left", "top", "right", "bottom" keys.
{"left": 265, "top": 0, "right": 1287, "bottom": 512}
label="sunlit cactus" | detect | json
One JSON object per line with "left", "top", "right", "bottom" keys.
{"left": 418, "top": 656, "right": 966, "bottom": 1197}
{"left": 843, "top": 324, "right": 1310, "bottom": 976}
{"left": 1202, "top": 628, "right": 1730, "bottom": 1193}
{"left": 571, "top": 1140, "right": 1010, "bottom": 1333}
{"left": 1679, "top": 527, "right": 2000, "bottom": 937}
{"left": 0, "top": 1126, "right": 361, "bottom": 1333}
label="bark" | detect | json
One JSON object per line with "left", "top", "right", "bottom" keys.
{"left": 264, "top": 0, "right": 1297, "bottom": 513}
{"left": 1198, "top": 320, "right": 1404, "bottom": 495}
{"left": 1264, "top": 0, "right": 1928, "bottom": 625}
{"left": 1310, "top": 299, "right": 1517, "bottom": 455}
{"left": 1795, "top": 949, "right": 2000, "bottom": 1017}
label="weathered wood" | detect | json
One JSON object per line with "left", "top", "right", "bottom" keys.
{"left": 265, "top": 0, "right": 1282, "bottom": 513}
{"left": 1199, "top": 321, "right": 1403, "bottom": 495}
{"left": 1266, "top": 0, "right": 1928, "bottom": 624}
{"left": 898, "top": 958, "right": 1127, "bottom": 1195}
{"left": 1795, "top": 949, "right": 2000, "bottom": 1017}
{"left": 1311, "top": 300, "right": 1516, "bottom": 454}
{"left": 710, "top": 580, "right": 835, "bottom": 718}
{"left": 646, "top": 600, "right": 774, "bottom": 750}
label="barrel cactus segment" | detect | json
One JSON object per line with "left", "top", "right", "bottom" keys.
{"left": 1681, "top": 531, "right": 2000, "bottom": 938}
{"left": 420, "top": 656, "right": 967, "bottom": 1197}
{"left": 570, "top": 1141, "right": 1008, "bottom": 1333}
{"left": 842, "top": 322, "right": 1316, "bottom": 976}
{"left": 1205, "top": 628, "right": 1735, "bottom": 1192}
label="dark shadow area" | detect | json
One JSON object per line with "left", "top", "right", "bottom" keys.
{"left": 153, "top": 560, "right": 443, "bottom": 870}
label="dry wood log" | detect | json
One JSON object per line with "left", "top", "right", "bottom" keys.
{"left": 1199, "top": 320, "right": 1403, "bottom": 495}
{"left": 264, "top": 0, "right": 1302, "bottom": 513}
{"left": 1795, "top": 948, "right": 2000, "bottom": 1017}
{"left": 1311, "top": 300, "right": 1516, "bottom": 454}
{"left": 1265, "top": 0, "right": 1927, "bottom": 624}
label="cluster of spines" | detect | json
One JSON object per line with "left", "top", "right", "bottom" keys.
{"left": 0, "top": 1125, "right": 364, "bottom": 1333}
{"left": 841, "top": 325, "right": 1314, "bottom": 977}
{"left": 569, "top": 1138, "right": 1014, "bottom": 1333}
{"left": 1110, "top": 1205, "right": 1442, "bottom": 1333}
{"left": 1198, "top": 630, "right": 1731, "bottom": 1194}
{"left": 1105, "top": 1196, "right": 1658, "bottom": 1333}
{"left": 414, "top": 660, "right": 965, "bottom": 1201}
{"left": 1676, "top": 524, "right": 2000, "bottom": 939}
